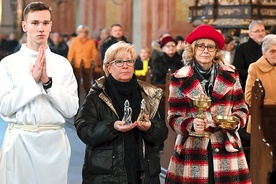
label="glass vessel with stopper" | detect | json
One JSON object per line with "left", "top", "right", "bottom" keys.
{"left": 137, "top": 99, "right": 147, "bottom": 123}
{"left": 122, "top": 100, "right": 132, "bottom": 125}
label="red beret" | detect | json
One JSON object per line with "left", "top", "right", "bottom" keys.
{"left": 185, "top": 24, "right": 224, "bottom": 50}
{"left": 160, "top": 36, "right": 177, "bottom": 48}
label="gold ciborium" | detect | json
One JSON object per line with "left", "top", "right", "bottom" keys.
{"left": 214, "top": 115, "right": 240, "bottom": 130}
{"left": 189, "top": 93, "right": 212, "bottom": 137}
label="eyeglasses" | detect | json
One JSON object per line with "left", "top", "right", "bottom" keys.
{"left": 268, "top": 49, "right": 276, "bottom": 55}
{"left": 250, "top": 30, "right": 266, "bottom": 34}
{"left": 109, "top": 60, "right": 135, "bottom": 67}
{"left": 165, "top": 44, "right": 176, "bottom": 48}
{"left": 195, "top": 44, "right": 217, "bottom": 52}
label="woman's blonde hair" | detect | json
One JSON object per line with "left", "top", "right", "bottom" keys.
{"left": 183, "top": 40, "right": 224, "bottom": 65}
{"left": 103, "top": 41, "right": 137, "bottom": 76}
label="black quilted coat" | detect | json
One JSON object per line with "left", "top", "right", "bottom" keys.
{"left": 75, "top": 77, "right": 168, "bottom": 184}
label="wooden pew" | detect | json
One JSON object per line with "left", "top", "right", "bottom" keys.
{"left": 135, "top": 66, "right": 152, "bottom": 82}
{"left": 136, "top": 75, "right": 146, "bottom": 81}
{"left": 82, "top": 60, "right": 95, "bottom": 94}
{"left": 145, "top": 67, "right": 177, "bottom": 179}
{"left": 145, "top": 66, "right": 152, "bottom": 83}
{"left": 144, "top": 67, "right": 170, "bottom": 121}
{"left": 71, "top": 60, "right": 86, "bottom": 106}
{"left": 159, "top": 69, "right": 177, "bottom": 179}
{"left": 90, "top": 60, "right": 95, "bottom": 83}
{"left": 250, "top": 79, "right": 276, "bottom": 184}
{"left": 93, "top": 60, "right": 104, "bottom": 81}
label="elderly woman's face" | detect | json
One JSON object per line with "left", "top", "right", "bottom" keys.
{"left": 194, "top": 39, "right": 217, "bottom": 69}
{"left": 263, "top": 44, "right": 276, "bottom": 65}
{"left": 107, "top": 52, "right": 134, "bottom": 82}
{"left": 162, "top": 41, "right": 177, "bottom": 57}
{"left": 78, "top": 28, "right": 88, "bottom": 39}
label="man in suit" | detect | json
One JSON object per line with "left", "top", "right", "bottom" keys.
{"left": 233, "top": 20, "right": 266, "bottom": 91}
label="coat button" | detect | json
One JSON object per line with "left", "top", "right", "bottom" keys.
{"left": 214, "top": 148, "right": 219, "bottom": 153}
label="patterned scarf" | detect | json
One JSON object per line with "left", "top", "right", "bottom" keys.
{"left": 192, "top": 60, "right": 216, "bottom": 96}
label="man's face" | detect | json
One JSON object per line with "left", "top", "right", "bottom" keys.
{"left": 110, "top": 26, "right": 123, "bottom": 39}
{"left": 51, "top": 32, "right": 61, "bottom": 45}
{"left": 248, "top": 24, "right": 266, "bottom": 44}
{"left": 22, "top": 10, "right": 52, "bottom": 49}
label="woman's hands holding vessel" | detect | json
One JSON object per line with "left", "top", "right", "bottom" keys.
{"left": 114, "top": 120, "right": 137, "bottom": 132}
{"left": 136, "top": 115, "right": 151, "bottom": 131}
{"left": 193, "top": 115, "right": 239, "bottom": 133}
{"left": 114, "top": 115, "right": 151, "bottom": 132}
{"left": 193, "top": 117, "right": 216, "bottom": 133}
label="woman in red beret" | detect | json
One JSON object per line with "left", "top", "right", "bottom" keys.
{"left": 165, "top": 24, "right": 251, "bottom": 184}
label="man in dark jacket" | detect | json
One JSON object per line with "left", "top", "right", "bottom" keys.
{"left": 49, "top": 32, "right": 68, "bottom": 58}
{"left": 233, "top": 20, "right": 266, "bottom": 91}
{"left": 233, "top": 20, "right": 266, "bottom": 165}
{"left": 100, "top": 23, "right": 130, "bottom": 64}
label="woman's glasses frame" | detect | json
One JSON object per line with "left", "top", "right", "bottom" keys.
{"left": 195, "top": 44, "right": 217, "bottom": 52}
{"left": 109, "top": 59, "right": 135, "bottom": 67}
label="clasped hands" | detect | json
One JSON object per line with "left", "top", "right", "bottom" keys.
{"left": 32, "top": 46, "right": 49, "bottom": 84}
{"left": 114, "top": 115, "right": 151, "bottom": 132}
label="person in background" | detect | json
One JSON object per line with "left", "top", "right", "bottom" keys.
{"left": 0, "top": 2, "right": 79, "bottom": 184}
{"left": 150, "top": 31, "right": 170, "bottom": 62}
{"left": 244, "top": 34, "right": 276, "bottom": 133}
{"left": 233, "top": 20, "right": 266, "bottom": 157}
{"left": 67, "top": 24, "right": 98, "bottom": 94}
{"left": 0, "top": 33, "right": 8, "bottom": 51}
{"left": 66, "top": 32, "right": 77, "bottom": 47}
{"left": 134, "top": 47, "right": 151, "bottom": 76}
{"left": 270, "top": 25, "right": 276, "bottom": 34}
{"left": 174, "top": 35, "right": 185, "bottom": 55}
{"left": 62, "top": 34, "right": 69, "bottom": 43}
{"left": 13, "top": 32, "right": 27, "bottom": 52}
{"left": 222, "top": 35, "right": 235, "bottom": 65}
{"left": 151, "top": 36, "right": 183, "bottom": 84}
{"left": 165, "top": 24, "right": 251, "bottom": 184}
{"left": 101, "top": 23, "right": 130, "bottom": 64}
{"left": 49, "top": 31, "right": 68, "bottom": 58}
{"left": 233, "top": 20, "right": 266, "bottom": 91}
{"left": 0, "top": 34, "right": 8, "bottom": 60}
{"left": 2, "top": 33, "right": 19, "bottom": 55}
{"left": 98, "top": 28, "right": 109, "bottom": 52}
{"left": 75, "top": 41, "right": 168, "bottom": 184}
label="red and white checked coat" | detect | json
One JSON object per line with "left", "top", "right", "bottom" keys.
{"left": 165, "top": 63, "right": 251, "bottom": 184}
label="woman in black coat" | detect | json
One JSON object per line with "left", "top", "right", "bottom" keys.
{"left": 75, "top": 41, "right": 168, "bottom": 184}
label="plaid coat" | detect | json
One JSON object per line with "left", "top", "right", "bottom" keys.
{"left": 165, "top": 63, "right": 251, "bottom": 184}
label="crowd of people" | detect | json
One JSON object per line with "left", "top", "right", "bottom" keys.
{"left": 1, "top": 1, "right": 276, "bottom": 183}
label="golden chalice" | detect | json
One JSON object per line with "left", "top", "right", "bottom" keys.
{"left": 189, "top": 93, "right": 212, "bottom": 137}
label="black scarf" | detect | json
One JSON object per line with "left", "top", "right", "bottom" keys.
{"left": 106, "top": 74, "right": 144, "bottom": 184}
{"left": 106, "top": 74, "right": 141, "bottom": 121}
